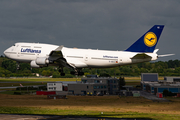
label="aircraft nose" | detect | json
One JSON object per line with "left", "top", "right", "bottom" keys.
{"left": 3, "top": 46, "right": 17, "bottom": 58}
{"left": 3, "top": 49, "right": 8, "bottom": 57}
{"left": 3, "top": 47, "right": 12, "bottom": 58}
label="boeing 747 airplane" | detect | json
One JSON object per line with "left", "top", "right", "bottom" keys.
{"left": 3, "top": 25, "right": 174, "bottom": 76}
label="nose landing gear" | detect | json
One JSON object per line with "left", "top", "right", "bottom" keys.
{"left": 70, "top": 69, "right": 84, "bottom": 76}
{"left": 58, "top": 67, "right": 84, "bottom": 76}
{"left": 59, "top": 67, "right": 65, "bottom": 76}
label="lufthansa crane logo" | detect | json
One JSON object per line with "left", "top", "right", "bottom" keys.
{"left": 144, "top": 32, "right": 157, "bottom": 47}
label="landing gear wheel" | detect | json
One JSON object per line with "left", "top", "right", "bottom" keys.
{"left": 59, "top": 69, "right": 62, "bottom": 73}
{"left": 70, "top": 71, "right": 75, "bottom": 75}
{"left": 78, "top": 72, "right": 84, "bottom": 76}
{"left": 59, "top": 67, "right": 65, "bottom": 76}
{"left": 16, "top": 62, "right": 20, "bottom": 70}
{"left": 70, "top": 69, "right": 84, "bottom": 76}
{"left": 61, "top": 73, "right": 65, "bottom": 76}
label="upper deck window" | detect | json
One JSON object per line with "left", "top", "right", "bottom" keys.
{"left": 34, "top": 46, "right": 42, "bottom": 48}
{"left": 21, "top": 46, "right": 31, "bottom": 48}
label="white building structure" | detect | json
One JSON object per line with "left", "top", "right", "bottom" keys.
{"left": 47, "top": 82, "right": 62, "bottom": 91}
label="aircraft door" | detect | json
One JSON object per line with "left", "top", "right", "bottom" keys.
{"left": 13, "top": 44, "right": 18, "bottom": 57}
{"left": 85, "top": 55, "right": 88, "bottom": 61}
{"left": 16, "top": 45, "right": 22, "bottom": 57}
{"left": 119, "top": 57, "right": 123, "bottom": 64}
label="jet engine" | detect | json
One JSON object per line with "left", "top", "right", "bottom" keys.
{"left": 30, "top": 61, "right": 40, "bottom": 68}
{"left": 35, "top": 57, "right": 49, "bottom": 65}
{"left": 30, "top": 57, "right": 49, "bottom": 68}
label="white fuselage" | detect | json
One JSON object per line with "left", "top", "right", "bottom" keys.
{"left": 4, "top": 42, "right": 158, "bottom": 68}
{"left": 4, "top": 43, "right": 58, "bottom": 62}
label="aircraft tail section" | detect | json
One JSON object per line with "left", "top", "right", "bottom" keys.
{"left": 125, "top": 25, "right": 164, "bottom": 53}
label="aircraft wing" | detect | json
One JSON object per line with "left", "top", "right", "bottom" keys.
{"left": 49, "top": 46, "right": 75, "bottom": 69}
{"left": 131, "top": 53, "right": 152, "bottom": 59}
{"left": 49, "top": 45, "right": 64, "bottom": 58}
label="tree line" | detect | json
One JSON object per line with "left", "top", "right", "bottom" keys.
{"left": 0, "top": 56, "right": 180, "bottom": 77}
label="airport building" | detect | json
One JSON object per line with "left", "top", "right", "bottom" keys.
{"left": 47, "top": 82, "right": 63, "bottom": 91}
{"left": 68, "top": 77, "right": 120, "bottom": 95}
{"left": 141, "top": 73, "right": 180, "bottom": 95}
{"left": 45, "top": 77, "right": 120, "bottom": 95}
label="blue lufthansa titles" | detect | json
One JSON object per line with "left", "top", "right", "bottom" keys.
{"left": 103, "top": 55, "right": 118, "bottom": 58}
{"left": 21, "top": 48, "right": 41, "bottom": 53}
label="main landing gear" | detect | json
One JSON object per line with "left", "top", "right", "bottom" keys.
{"left": 59, "top": 68, "right": 65, "bottom": 76}
{"left": 71, "top": 69, "right": 84, "bottom": 76}
{"left": 58, "top": 67, "right": 84, "bottom": 76}
{"left": 16, "top": 62, "right": 20, "bottom": 70}
{"left": 70, "top": 71, "right": 84, "bottom": 76}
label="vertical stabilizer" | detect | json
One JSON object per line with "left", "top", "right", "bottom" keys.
{"left": 125, "top": 25, "right": 164, "bottom": 53}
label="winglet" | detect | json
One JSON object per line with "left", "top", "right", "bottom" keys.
{"left": 126, "top": 25, "right": 164, "bottom": 53}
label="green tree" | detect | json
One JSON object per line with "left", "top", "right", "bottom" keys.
{"left": 41, "top": 70, "right": 52, "bottom": 76}
{"left": 99, "top": 73, "right": 111, "bottom": 77}
{"left": 52, "top": 72, "right": 60, "bottom": 78}
{"left": 19, "top": 63, "right": 31, "bottom": 71}
{"left": 0, "top": 67, "right": 12, "bottom": 77}
{"left": 1, "top": 59, "right": 17, "bottom": 73}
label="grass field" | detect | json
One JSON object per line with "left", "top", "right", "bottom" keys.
{"left": 0, "top": 77, "right": 141, "bottom": 88}
{"left": 0, "top": 77, "right": 82, "bottom": 82}
{"left": 0, "top": 76, "right": 165, "bottom": 82}
{"left": 0, "top": 94, "right": 180, "bottom": 120}
{"left": 0, "top": 82, "right": 47, "bottom": 87}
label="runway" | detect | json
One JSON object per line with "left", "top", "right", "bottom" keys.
{"left": 0, "top": 114, "right": 151, "bottom": 120}
{"left": 0, "top": 81, "right": 77, "bottom": 89}
{"left": 0, "top": 85, "right": 45, "bottom": 89}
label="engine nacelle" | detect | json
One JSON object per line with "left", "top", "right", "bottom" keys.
{"left": 35, "top": 57, "right": 49, "bottom": 65}
{"left": 30, "top": 60, "right": 40, "bottom": 68}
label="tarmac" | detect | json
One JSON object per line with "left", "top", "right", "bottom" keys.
{"left": 140, "top": 91, "right": 169, "bottom": 102}
{"left": 0, "top": 114, "right": 152, "bottom": 120}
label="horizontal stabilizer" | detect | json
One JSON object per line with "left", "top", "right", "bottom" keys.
{"left": 131, "top": 53, "right": 152, "bottom": 59}
{"left": 158, "top": 54, "right": 175, "bottom": 57}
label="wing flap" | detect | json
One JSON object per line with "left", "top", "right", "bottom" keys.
{"left": 131, "top": 53, "right": 152, "bottom": 59}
